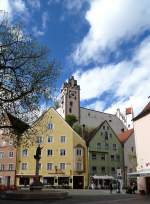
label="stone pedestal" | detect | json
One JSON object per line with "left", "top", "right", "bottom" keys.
{"left": 30, "top": 176, "right": 43, "bottom": 191}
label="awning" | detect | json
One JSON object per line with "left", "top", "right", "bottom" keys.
{"left": 92, "top": 175, "right": 114, "bottom": 180}
{"left": 128, "top": 170, "right": 150, "bottom": 178}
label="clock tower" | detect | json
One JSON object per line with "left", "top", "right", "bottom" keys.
{"left": 60, "top": 76, "right": 80, "bottom": 122}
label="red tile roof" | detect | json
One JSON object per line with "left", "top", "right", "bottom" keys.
{"left": 133, "top": 102, "right": 150, "bottom": 121}
{"left": 118, "top": 128, "right": 134, "bottom": 143}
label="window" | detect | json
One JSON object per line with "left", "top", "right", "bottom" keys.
{"left": 92, "top": 166, "right": 97, "bottom": 174}
{"left": 60, "top": 163, "right": 65, "bottom": 170}
{"left": 22, "top": 149, "right": 28, "bottom": 157}
{"left": 101, "top": 154, "right": 105, "bottom": 160}
{"left": 9, "top": 151, "right": 14, "bottom": 158}
{"left": 105, "top": 132, "right": 108, "bottom": 140}
{"left": 103, "top": 126, "right": 105, "bottom": 130}
{"left": 111, "top": 155, "right": 115, "bottom": 161}
{"left": 107, "top": 126, "right": 109, "bottom": 130}
{"left": 0, "top": 164, "right": 4, "bottom": 171}
{"left": 60, "top": 149, "right": 66, "bottom": 156}
{"left": 113, "top": 144, "right": 117, "bottom": 150}
{"left": 76, "top": 148, "right": 82, "bottom": 156}
{"left": 97, "top": 143, "right": 101, "bottom": 149}
{"left": 116, "top": 155, "right": 120, "bottom": 161}
{"left": 0, "top": 152, "right": 4, "bottom": 159}
{"left": 8, "top": 164, "right": 14, "bottom": 171}
{"left": 22, "top": 163, "right": 27, "bottom": 170}
{"left": 60, "top": 136, "right": 66, "bottom": 143}
{"left": 131, "top": 146, "right": 134, "bottom": 152}
{"left": 92, "top": 153, "right": 96, "bottom": 160}
{"left": 110, "top": 133, "right": 112, "bottom": 138}
{"left": 101, "top": 166, "right": 105, "bottom": 174}
{"left": 47, "top": 163, "right": 53, "bottom": 170}
{"left": 36, "top": 136, "right": 43, "bottom": 144}
{"left": 76, "top": 162, "right": 83, "bottom": 171}
{"left": 69, "top": 108, "right": 72, "bottom": 113}
{"left": 70, "top": 101, "right": 73, "bottom": 106}
{"left": 48, "top": 136, "right": 53, "bottom": 143}
{"left": 111, "top": 167, "right": 115, "bottom": 172}
{"left": 48, "top": 123, "right": 53, "bottom": 129}
{"left": 47, "top": 149, "right": 53, "bottom": 156}
{"left": 105, "top": 143, "right": 109, "bottom": 150}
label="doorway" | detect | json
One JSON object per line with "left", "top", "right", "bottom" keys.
{"left": 146, "top": 177, "right": 150, "bottom": 194}
{"left": 73, "top": 176, "right": 84, "bottom": 189}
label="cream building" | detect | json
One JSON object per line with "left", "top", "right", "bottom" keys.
{"left": 16, "top": 108, "right": 88, "bottom": 189}
{"left": 133, "top": 102, "right": 150, "bottom": 194}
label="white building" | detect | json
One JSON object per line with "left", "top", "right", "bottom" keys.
{"left": 133, "top": 102, "right": 150, "bottom": 194}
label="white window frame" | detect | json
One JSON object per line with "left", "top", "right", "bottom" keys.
{"left": 76, "top": 148, "right": 82, "bottom": 156}
{"left": 60, "top": 163, "right": 65, "bottom": 170}
{"left": 48, "top": 123, "right": 54, "bottom": 129}
{"left": 60, "top": 149, "right": 66, "bottom": 156}
{"left": 60, "top": 136, "right": 66, "bottom": 143}
{"left": 8, "top": 163, "right": 14, "bottom": 171}
{"left": 36, "top": 136, "right": 43, "bottom": 144}
{"left": 9, "top": 151, "right": 14, "bottom": 158}
{"left": 22, "top": 149, "right": 28, "bottom": 157}
{"left": 47, "top": 149, "right": 53, "bottom": 156}
{"left": 48, "top": 136, "right": 53, "bottom": 143}
{"left": 47, "top": 163, "right": 53, "bottom": 171}
{"left": 21, "top": 163, "right": 27, "bottom": 170}
{"left": 0, "top": 164, "right": 4, "bottom": 171}
{"left": 0, "top": 152, "right": 4, "bottom": 159}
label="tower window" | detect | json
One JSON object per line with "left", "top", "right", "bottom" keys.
{"left": 69, "top": 108, "right": 72, "bottom": 113}
{"left": 70, "top": 101, "right": 73, "bottom": 106}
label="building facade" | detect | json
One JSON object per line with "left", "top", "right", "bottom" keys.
{"left": 0, "top": 134, "right": 16, "bottom": 187}
{"left": 133, "top": 102, "right": 150, "bottom": 194}
{"left": 16, "top": 108, "right": 88, "bottom": 189}
{"left": 86, "top": 121, "right": 124, "bottom": 189}
{"left": 118, "top": 129, "right": 137, "bottom": 187}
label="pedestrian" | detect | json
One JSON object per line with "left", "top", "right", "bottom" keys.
{"left": 109, "top": 181, "right": 113, "bottom": 194}
{"left": 116, "top": 181, "right": 120, "bottom": 193}
{"left": 132, "top": 183, "right": 136, "bottom": 194}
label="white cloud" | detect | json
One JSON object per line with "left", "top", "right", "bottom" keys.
{"left": 42, "top": 12, "right": 49, "bottom": 29}
{"left": 0, "top": 0, "right": 27, "bottom": 21}
{"left": 0, "top": 0, "right": 12, "bottom": 15}
{"left": 27, "top": 0, "right": 40, "bottom": 8}
{"left": 86, "top": 100, "right": 105, "bottom": 112}
{"left": 12, "top": 0, "right": 26, "bottom": 12}
{"left": 32, "top": 26, "right": 45, "bottom": 37}
{"left": 74, "top": 61, "right": 130, "bottom": 100}
{"left": 74, "top": 36, "right": 150, "bottom": 115}
{"left": 73, "top": 0, "right": 150, "bottom": 65}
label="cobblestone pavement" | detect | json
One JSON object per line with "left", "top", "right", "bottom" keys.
{"left": 0, "top": 190, "right": 150, "bottom": 204}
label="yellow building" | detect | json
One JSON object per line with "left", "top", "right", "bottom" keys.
{"left": 16, "top": 108, "right": 88, "bottom": 189}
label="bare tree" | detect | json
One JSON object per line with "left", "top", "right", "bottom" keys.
{"left": 0, "top": 13, "right": 59, "bottom": 130}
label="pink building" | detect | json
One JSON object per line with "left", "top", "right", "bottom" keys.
{"left": 0, "top": 135, "right": 16, "bottom": 187}
{"left": 0, "top": 113, "right": 29, "bottom": 188}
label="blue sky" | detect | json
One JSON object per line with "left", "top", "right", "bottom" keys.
{"left": 1, "top": 0, "right": 150, "bottom": 116}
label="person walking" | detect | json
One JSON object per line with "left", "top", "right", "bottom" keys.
{"left": 109, "top": 181, "right": 113, "bottom": 194}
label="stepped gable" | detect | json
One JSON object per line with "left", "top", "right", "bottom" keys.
{"left": 133, "top": 102, "right": 150, "bottom": 121}
{"left": 118, "top": 128, "right": 134, "bottom": 143}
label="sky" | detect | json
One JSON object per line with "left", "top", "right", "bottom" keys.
{"left": 0, "top": 0, "right": 150, "bottom": 116}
